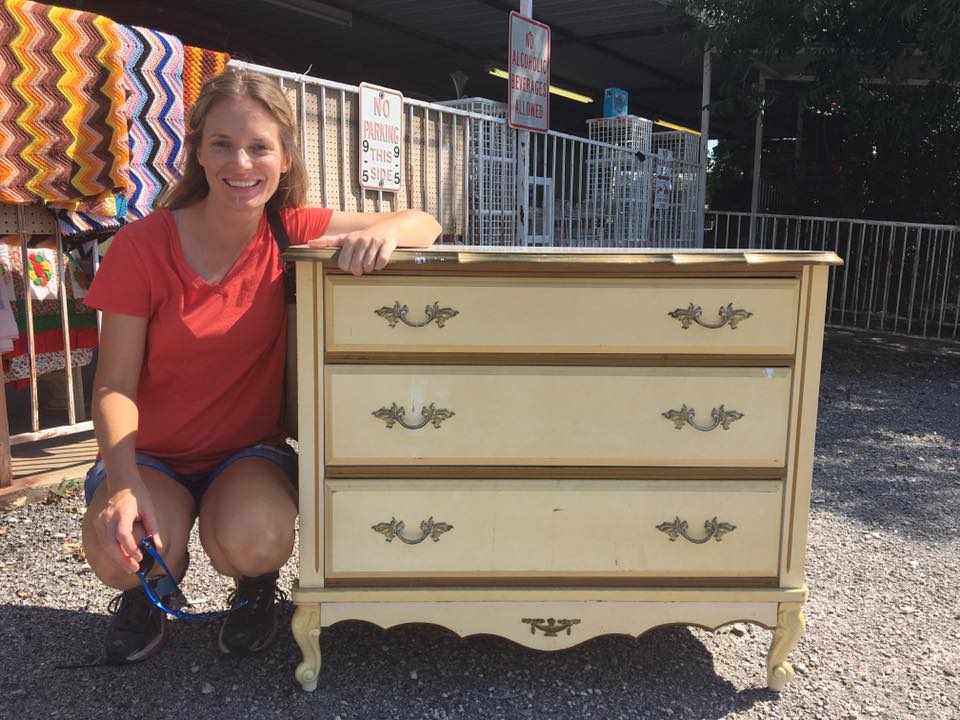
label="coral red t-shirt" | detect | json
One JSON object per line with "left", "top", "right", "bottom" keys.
{"left": 84, "top": 207, "right": 332, "bottom": 474}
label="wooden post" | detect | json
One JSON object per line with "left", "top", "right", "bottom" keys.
{"left": 0, "top": 383, "right": 11, "bottom": 487}
{"left": 748, "top": 73, "right": 766, "bottom": 246}
{"left": 697, "top": 42, "right": 712, "bottom": 247}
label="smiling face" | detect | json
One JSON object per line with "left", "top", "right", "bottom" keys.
{"left": 195, "top": 95, "right": 291, "bottom": 215}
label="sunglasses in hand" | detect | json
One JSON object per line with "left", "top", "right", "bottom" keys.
{"left": 136, "top": 536, "right": 247, "bottom": 621}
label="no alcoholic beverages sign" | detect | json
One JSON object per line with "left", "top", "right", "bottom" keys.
{"left": 359, "top": 82, "right": 403, "bottom": 192}
{"left": 508, "top": 12, "right": 550, "bottom": 133}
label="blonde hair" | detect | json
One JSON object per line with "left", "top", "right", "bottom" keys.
{"left": 158, "top": 68, "right": 307, "bottom": 210}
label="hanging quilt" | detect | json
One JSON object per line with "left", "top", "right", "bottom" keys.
{"left": 0, "top": 0, "right": 130, "bottom": 210}
{"left": 183, "top": 44, "right": 230, "bottom": 116}
{"left": 0, "top": 265, "right": 17, "bottom": 352}
{"left": 58, "top": 23, "right": 186, "bottom": 236}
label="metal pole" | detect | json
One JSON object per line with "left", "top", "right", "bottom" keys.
{"left": 696, "top": 43, "right": 711, "bottom": 247}
{"left": 794, "top": 95, "right": 804, "bottom": 174}
{"left": 748, "top": 73, "right": 766, "bottom": 246}
{"left": 463, "top": 116, "right": 471, "bottom": 244}
{"left": 513, "top": 0, "right": 534, "bottom": 244}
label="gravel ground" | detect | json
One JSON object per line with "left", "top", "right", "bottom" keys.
{"left": 1, "top": 328, "right": 958, "bottom": 720}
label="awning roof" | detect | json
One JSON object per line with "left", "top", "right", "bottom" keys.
{"left": 53, "top": 0, "right": 934, "bottom": 140}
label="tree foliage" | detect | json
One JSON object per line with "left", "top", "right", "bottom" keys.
{"left": 680, "top": 0, "right": 960, "bottom": 93}
{"left": 707, "top": 84, "right": 960, "bottom": 223}
{"left": 679, "top": 1, "right": 960, "bottom": 223}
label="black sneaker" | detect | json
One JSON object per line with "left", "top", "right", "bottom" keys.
{"left": 217, "top": 572, "right": 286, "bottom": 655}
{"left": 105, "top": 586, "right": 168, "bottom": 663}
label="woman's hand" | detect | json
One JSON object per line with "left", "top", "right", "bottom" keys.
{"left": 306, "top": 209, "right": 440, "bottom": 276}
{"left": 307, "top": 231, "right": 398, "bottom": 276}
{"left": 95, "top": 475, "right": 162, "bottom": 575}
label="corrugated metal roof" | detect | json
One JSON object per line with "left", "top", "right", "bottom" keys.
{"left": 50, "top": 0, "right": 776, "bottom": 138}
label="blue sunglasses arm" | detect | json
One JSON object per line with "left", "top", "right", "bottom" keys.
{"left": 136, "top": 537, "right": 247, "bottom": 621}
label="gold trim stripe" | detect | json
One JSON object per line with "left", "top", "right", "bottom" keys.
{"left": 325, "top": 352, "right": 797, "bottom": 367}
{"left": 313, "top": 263, "right": 321, "bottom": 574}
{"left": 324, "top": 466, "right": 787, "bottom": 481}
{"left": 787, "top": 269, "right": 814, "bottom": 573}
{"left": 323, "top": 575, "right": 781, "bottom": 589}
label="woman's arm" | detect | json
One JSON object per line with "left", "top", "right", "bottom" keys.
{"left": 307, "top": 208, "right": 440, "bottom": 275}
{"left": 91, "top": 311, "right": 160, "bottom": 572}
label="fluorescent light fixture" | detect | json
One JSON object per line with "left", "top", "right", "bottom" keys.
{"left": 488, "top": 67, "right": 593, "bottom": 104}
{"left": 261, "top": 0, "right": 352, "bottom": 27}
{"left": 655, "top": 119, "right": 701, "bottom": 136}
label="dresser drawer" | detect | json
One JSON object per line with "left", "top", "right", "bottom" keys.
{"left": 325, "top": 366, "right": 792, "bottom": 467}
{"left": 325, "top": 276, "right": 799, "bottom": 356}
{"left": 325, "top": 479, "right": 783, "bottom": 581}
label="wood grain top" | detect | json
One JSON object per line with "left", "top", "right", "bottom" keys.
{"left": 285, "top": 245, "right": 844, "bottom": 270}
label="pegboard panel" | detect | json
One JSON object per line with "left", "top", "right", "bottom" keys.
{"left": 300, "top": 83, "right": 464, "bottom": 233}
{"left": 301, "top": 83, "right": 325, "bottom": 208}
{"left": 263, "top": 70, "right": 466, "bottom": 234}
{"left": 0, "top": 204, "right": 57, "bottom": 235}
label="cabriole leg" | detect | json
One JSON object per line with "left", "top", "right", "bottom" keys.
{"left": 766, "top": 601, "right": 806, "bottom": 691}
{"left": 292, "top": 602, "right": 322, "bottom": 691}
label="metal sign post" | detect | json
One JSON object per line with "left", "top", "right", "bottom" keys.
{"left": 508, "top": 2, "right": 548, "bottom": 245}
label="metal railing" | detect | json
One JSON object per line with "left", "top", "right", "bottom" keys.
{"left": 524, "top": 127, "right": 648, "bottom": 247}
{"left": 238, "top": 64, "right": 706, "bottom": 248}
{"left": 706, "top": 211, "right": 960, "bottom": 341}
{"left": 231, "top": 60, "right": 476, "bottom": 239}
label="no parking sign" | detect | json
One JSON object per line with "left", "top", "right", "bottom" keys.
{"left": 359, "top": 82, "right": 403, "bottom": 192}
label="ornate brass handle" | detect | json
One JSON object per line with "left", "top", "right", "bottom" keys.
{"left": 656, "top": 517, "right": 736, "bottom": 544}
{"left": 521, "top": 618, "right": 581, "bottom": 637}
{"left": 662, "top": 404, "right": 743, "bottom": 431}
{"left": 373, "top": 403, "right": 454, "bottom": 429}
{"left": 372, "top": 517, "right": 453, "bottom": 544}
{"left": 669, "top": 303, "right": 752, "bottom": 329}
{"left": 375, "top": 301, "right": 459, "bottom": 328}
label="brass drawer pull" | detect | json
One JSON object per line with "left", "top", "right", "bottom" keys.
{"left": 373, "top": 402, "right": 454, "bottom": 429}
{"left": 662, "top": 404, "right": 743, "bottom": 431}
{"left": 521, "top": 618, "right": 581, "bottom": 637}
{"left": 372, "top": 516, "right": 453, "bottom": 544}
{"left": 669, "top": 303, "right": 752, "bottom": 329}
{"left": 657, "top": 516, "right": 737, "bottom": 544}
{"left": 375, "top": 301, "right": 459, "bottom": 328}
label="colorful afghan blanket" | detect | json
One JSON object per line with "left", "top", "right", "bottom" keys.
{"left": 58, "top": 23, "right": 185, "bottom": 235}
{"left": 0, "top": 0, "right": 130, "bottom": 209}
{"left": 183, "top": 44, "right": 230, "bottom": 116}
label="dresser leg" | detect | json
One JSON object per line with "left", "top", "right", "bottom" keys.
{"left": 766, "top": 601, "right": 805, "bottom": 691}
{"left": 292, "top": 602, "right": 322, "bottom": 691}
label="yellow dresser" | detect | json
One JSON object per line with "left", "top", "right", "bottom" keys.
{"left": 286, "top": 246, "right": 841, "bottom": 692}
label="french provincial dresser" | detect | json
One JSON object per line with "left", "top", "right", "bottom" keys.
{"left": 284, "top": 245, "right": 842, "bottom": 693}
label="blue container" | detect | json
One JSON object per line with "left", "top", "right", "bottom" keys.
{"left": 603, "top": 88, "right": 628, "bottom": 117}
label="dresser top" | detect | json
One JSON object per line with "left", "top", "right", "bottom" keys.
{"left": 286, "top": 245, "right": 842, "bottom": 271}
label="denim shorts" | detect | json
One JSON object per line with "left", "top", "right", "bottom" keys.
{"left": 84, "top": 442, "right": 298, "bottom": 506}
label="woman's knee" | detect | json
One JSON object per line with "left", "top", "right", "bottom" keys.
{"left": 203, "top": 505, "right": 295, "bottom": 576}
{"left": 200, "top": 464, "right": 297, "bottom": 577}
{"left": 81, "top": 506, "right": 142, "bottom": 590}
{"left": 81, "top": 469, "right": 195, "bottom": 589}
